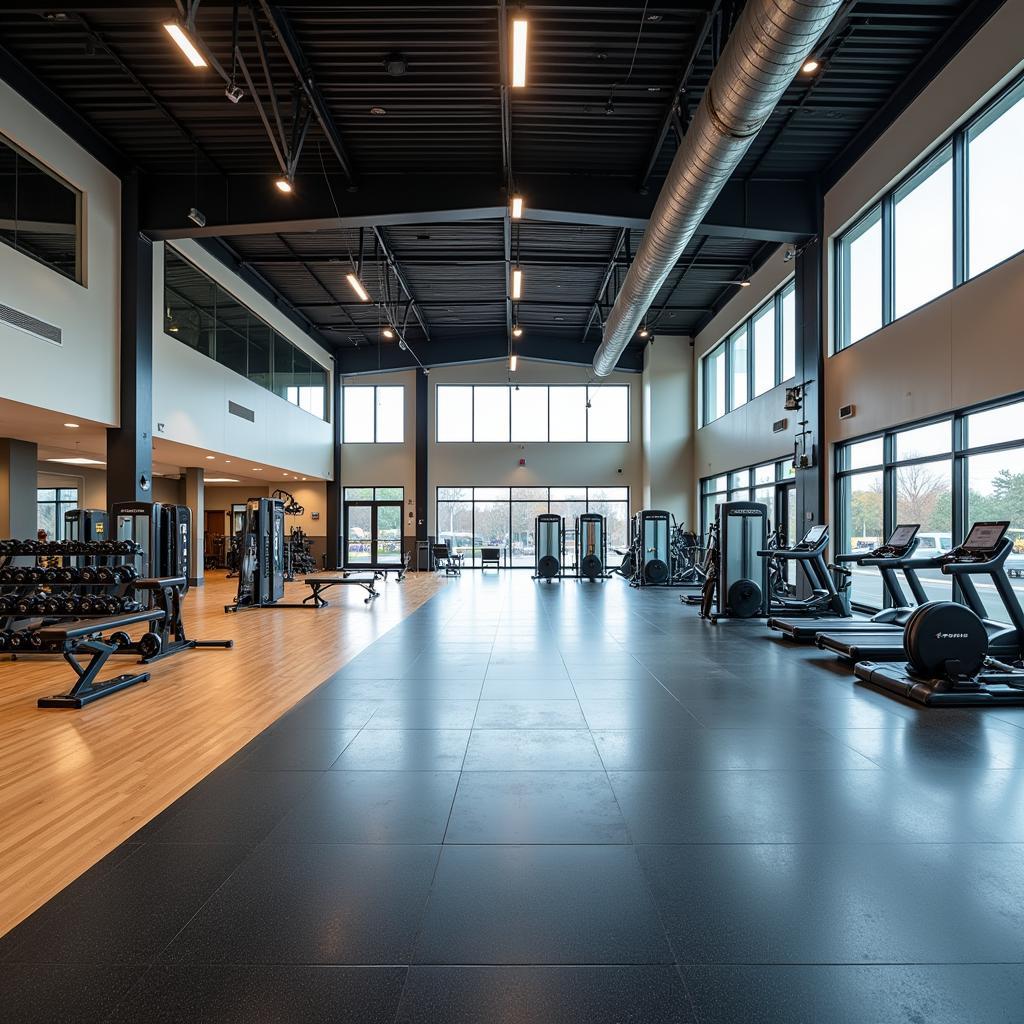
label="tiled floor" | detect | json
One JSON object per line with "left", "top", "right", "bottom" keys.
{"left": 5, "top": 572, "right": 1024, "bottom": 1022}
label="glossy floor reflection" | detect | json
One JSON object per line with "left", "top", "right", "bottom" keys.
{"left": 4, "top": 571, "right": 1024, "bottom": 1023}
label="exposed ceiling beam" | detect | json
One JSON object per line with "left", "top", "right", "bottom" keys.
{"left": 255, "top": 0, "right": 357, "bottom": 184}
{"left": 240, "top": 253, "right": 752, "bottom": 269}
{"left": 372, "top": 226, "right": 432, "bottom": 342}
{"left": 580, "top": 228, "right": 628, "bottom": 343}
{"left": 140, "top": 175, "right": 813, "bottom": 242}
{"left": 337, "top": 331, "right": 644, "bottom": 376}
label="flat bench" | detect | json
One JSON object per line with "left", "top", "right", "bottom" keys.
{"left": 36, "top": 609, "right": 166, "bottom": 709}
{"left": 341, "top": 565, "right": 407, "bottom": 582}
{"left": 278, "top": 575, "right": 381, "bottom": 609}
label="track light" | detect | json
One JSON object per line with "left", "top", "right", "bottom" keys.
{"left": 639, "top": 327, "right": 649, "bottom": 338}
{"left": 739, "top": 280, "right": 751, "bottom": 288}
{"left": 382, "top": 327, "right": 395, "bottom": 339}
{"left": 346, "top": 273, "right": 370, "bottom": 301}
{"left": 510, "top": 195, "right": 524, "bottom": 219}
{"left": 511, "top": 267, "right": 522, "bottom": 300}
{"left": 512, "top": 324, "right": 523, "bottom": 338}
{"left": 509, "top": 354, "right": 518, "bottom": 371}
{"left": 511, "top": 18, "right": 528, "bottom": 87}
{"left": 163, "top": 22, "right": 207, "bottom": 68}
{"left": 274, "top": 176, "right": 293, "bottom": 194}
{"left": 225, "top": 81, "right": 244, "bottom": 103}
{"left": 801, "top": 58, "right": 820, "bottom": 74}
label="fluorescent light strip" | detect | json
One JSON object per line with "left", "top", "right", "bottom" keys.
{"left": 509, "top": 354, "right": 518, "bottom": 371}
{"left": 47, "top": 457, "right": 105, "bottom": 466}
{"left": 346, "top": 273, "right": 370, "bottom": 301}
{"left": 163, "top": 22, "right": 207, "bottom": 68}
{"left": 205, "top": 478, "right": 240, "bottom": 483}
{"left": 511, "top": 267, "right": 522, "bottom": 300}
{"left": 510, "top": 195, "right": 524, "bottom": 219}
{"left": 511, "top": 19, "right": 528, "bottom": 88}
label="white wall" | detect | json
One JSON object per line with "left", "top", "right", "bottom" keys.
{"left": 823, "top": 0, "right": 1024, "bottom": 451}
{"left": 152, "top": 240, "right": 334, "bottom": 479}
{"left": 692, "top": 246, "right": 797, "bottom": 483}
{"left": 642, "top": 335, "right": 694, "bottom": 523}
{"left": 426, "top": 359, "right": 642, "bottom": 535}
{"left": 0, "top": 79, "right": 120, "bottom": 426}
{"left": 340, "top": 369, "right": 417, "bottom": 536}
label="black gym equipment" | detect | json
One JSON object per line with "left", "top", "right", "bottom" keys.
{"left": 225, "top": 498, "right": 286, "bottom": 611}
{"left": 705, "top": 501, "right": 770, "bottom": 621}
{"left": 64, "top": 508, "right": 109, "bottom": 544}
{"left": 776, "top": 524, "right": 923, "bottom": 643}
{"left": 855, "top": 521, "right": 1024, "bottom": 706}
{"left": 111, "top": 502, "right": 192, "bottom": 594}
{"left": 762, "top": 525, "right": 851, "bottom": 628}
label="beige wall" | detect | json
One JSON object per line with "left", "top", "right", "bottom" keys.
{"left": 426, "top": 359, "right": 642, "bottom": 536}
{"left": 692, "top": 246, "right": 797, "bottom": 490}
{"left": 822, "top": 0, "right": 1024, "bottom": 514}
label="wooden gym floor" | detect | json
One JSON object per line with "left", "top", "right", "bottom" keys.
{"left": 0, "top": 569, "right": 444, "bottom": 937}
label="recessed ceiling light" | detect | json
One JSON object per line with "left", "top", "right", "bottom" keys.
{"left": 63, "top": 422, "right": 80, "bottom": 429}
{"left": 225, "top": 460, "right": 231, "bottom": 464}
{"left": 369, "top": 106, "right": 387, "bottom": 116}
{"left": 205, "top": 477, "right": 239, "bottom": 483}
{"left": 205, "top": 455, "right": 215, "bottom": 460}
{"left": 47, "top": 457, "right": 105, "bottom": 466}
{"left": 252, "top": 468, "right": 263, "bottom": 471}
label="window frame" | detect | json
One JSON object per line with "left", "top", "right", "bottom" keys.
{"left": 833, "top": 69, "right": 1024, "bottom": 353}
{"left": 37, "top": 487, "right": 80, "bottom": 541}
{"left": 342, "top": 384, "right": 405, "bottom": 444}
{"left": 434, "top": 384, "right": 630, "bottom": 443}
{"left": 700, "top": 458, "right": 793, "bottom": 535}
{"left": 699, "top": 277, "right": 797, "bottom": 426}
{"left": 0, "top": 131, "right": 84, "bottom": 285}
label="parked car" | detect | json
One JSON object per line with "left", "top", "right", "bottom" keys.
{"left": 915, "top": 532, "right": 952, "bottom": 555}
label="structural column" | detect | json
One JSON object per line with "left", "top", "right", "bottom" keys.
{"left": 0, "top": 438, "right": 38, "bottom": 539}
{"left": 107, "top": 169, "right": 154, "bottom": 507}
{"left": 793, "top": 222, "right": 825, "bottom": 536}
{"left": 326, "top": 368, "right": 342, "bottom": 569}
{"left": 415, "top": 369, "right": 428, "bottom": 559}
{"left": 183, "top": 467, "right": 204, "bottom": 586}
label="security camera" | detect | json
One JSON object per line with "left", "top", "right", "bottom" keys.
{"left": 225, "top": 82, "right": 244, "bottom": 104}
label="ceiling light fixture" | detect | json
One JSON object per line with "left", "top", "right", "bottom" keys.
{"left": 382, "top": 327, "right": 395, "bottom": 339}
{"left": 639, "top": 327, "right": 649, "bottom": 338}
{"left": 274, "top": 176, "right": 294, "bottom": 194}
{"left": 509, "top": 354, "right": 518, "bottom": 371}
{"left": 163, "top": 22, "right": 207, "bottom": 68}
{"left": 512, "top": 325, "right": 523, "bottom": 338}
{"left": 205, "top": 477, "right": 240, "bottom": 483}
{"left": 369, "top": 105, "right": 387, "bottom": 116}
{"left": 511, "top": 267, "right": 522, "bottom": 300}
{"left": 510, "top": 194, "right": 524, "bottom": 219}
{"left": 801, "top": 58, "right": 820, "bottom": 74}
{"left": 739, "top": 280, "right": 751, "bottom": 288}
{"left": 511, "top": 18, "right": 528, "bottom": 88}
{"left": 47, "top": 457, "right": 105, "bottom": 466}
{"left": 346, "top": 273, "right": 370, "bottom": 301}
{"left": 63, "top": 422, "right": 80, "bottom": 429}
{"left": 252, "top": 468, "right": 263, "bottom": 472}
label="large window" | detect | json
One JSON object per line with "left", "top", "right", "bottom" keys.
{"left": 37, "top": 487, "right": 79, "bottom": 541}
{"left": 164, "top": 248, "right": 328, "bottom": 419}
{"left": 435, "top": 385, "right": 629, "bottom": 442}
{"left": 835, "top": 73, "right": 1024, "bottom": 350}
{"left": 836, "top": 396, "right": 1024, "bottom": 616}
{"left": 700, "top": 280, "right": 796, "bottom": 425}
{"left": 437, "top": 486, "right": 629, "bottom": 567}
{"left": 700, "top": 460, "right": 796, "bottom": 540}
{"left": 343, "top": 385, "right": 404, "bottom": 443}
{"left": 0, "top": 133, "right": 81, "bottom": 284}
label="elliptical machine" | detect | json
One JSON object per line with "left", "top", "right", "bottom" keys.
{"left": 855, "top": 521, "right": 1024, "bottom": 706}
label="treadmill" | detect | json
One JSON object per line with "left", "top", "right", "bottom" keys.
{"left": 772, "top": 524, "right": 922, "bottom": 643}
{"left": 823, "top": 522, "right": 1016, "bottom": 663}
{"left": 762, "top": 525, "right": 849, "bottom": 631}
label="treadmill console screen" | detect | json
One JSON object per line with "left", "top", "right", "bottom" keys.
{"left": 886, "top": 524, "right": 920, "bottom": 549}
{"left": 962, "top": 521, "right": 1010, "bottom": 553}
{"left": 801, "top": 525, "right": 828, "bottom": 547}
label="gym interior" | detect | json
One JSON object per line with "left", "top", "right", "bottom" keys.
{"left": 1, "top": 1, "right": 1023, "bottom": 1020}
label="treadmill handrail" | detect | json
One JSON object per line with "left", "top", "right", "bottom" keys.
{"left": 849, "top": 536, "right": 922, "bottom": 566}
{"left": 756, "top": 535, "right": 829, "bottom": 560}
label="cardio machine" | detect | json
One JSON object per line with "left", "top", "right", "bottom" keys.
{"left": 762, "top": 525, "right": 850, "bottom": 628}
{"left": 854, "top": 521, "right": 1024, "bottom": 707}
{"left": 774, "top": 523, "right": 922, "bottom": 643}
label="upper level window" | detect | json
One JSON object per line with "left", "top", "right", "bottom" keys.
{"left": 968, "top": 77, "right": 1024, "bottom": 278}
{"left": 700, "top": 277, "right": 796, "bottom": 426}
{"left": 436, "top": 384, "right": 629, "bottom": 442}
{"left": 164, "top": 247, "right": 328, "bottom": 419}
{"left": 835, "top": 72, "right": 1024, "bottom": 351}
{"left": 343, "top": 385, "right": 404, "bottom": 443}
{"left": 0, "top": 132, "right": 81, "bottom": 283}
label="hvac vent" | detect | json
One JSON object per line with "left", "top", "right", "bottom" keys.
{"left": 228, "top": 400, "right": 255, "bottom": 422}
{"left": 0, "top": 302, "right": 62, "bottom": 346}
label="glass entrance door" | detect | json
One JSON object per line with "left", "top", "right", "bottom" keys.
{"left": 344, "top": 502, "right": 403, "bottom": 567}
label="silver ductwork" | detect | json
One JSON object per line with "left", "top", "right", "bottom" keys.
{"left": 592, "top": 0, "right": 842, "bottom": 376}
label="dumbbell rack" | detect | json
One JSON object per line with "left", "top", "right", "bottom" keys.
{"left": 0, "top": 539, "right": 144, "bottom": 652}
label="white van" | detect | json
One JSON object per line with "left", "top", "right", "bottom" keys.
{"left": 915, "top": 532, "right": 952, "bottom": 554}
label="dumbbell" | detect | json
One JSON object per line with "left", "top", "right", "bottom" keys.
{"left": 113, "top": 564, "right": 139, "bottom": 584}
{"left": 0, "top": 595, "right": 15, "bottom": 613}
{"left": 9, "top": 629, "right": 42, "bottom": 650}
{"left": 78, "top": 565, "right": 100, "bottom": 583}
{"left": 16, "top": 593, "right": 46, "bottom": 615}
{"left": 0, "top": 630, "right": 11, "bottom": 651}
{"left": 115, "top": 539, "right": 141, "bottom": 556}
{"left": 0, "top": 567, "right": 16, "bottom": 584}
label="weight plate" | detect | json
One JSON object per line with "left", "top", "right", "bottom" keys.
{"left": 581, "top": 554, "right": 603, "bottom": 579}
{"left": 727, "top": 578, "right": 763, "bottom": 618}
{"left": 537, "top": 555, "right": 560, "bottom": 579}
{"left": 644, "top": 558, "right": 669, "bottom": 585}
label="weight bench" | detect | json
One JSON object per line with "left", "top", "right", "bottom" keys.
{"left": 36, "top": 609, "right": 166, "bottom": 709}
{"left": 289, "top": 575, "right": 380, "bottom": 608}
